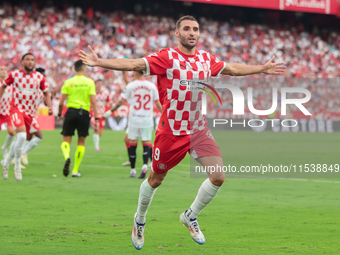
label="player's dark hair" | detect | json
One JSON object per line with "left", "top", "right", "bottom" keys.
{"left": 136, "top": 71, "right": 144, "bottom": 76}
{"left": 36, "top": 67, "right": 45, "bottom": 75}
{"left": 21, "top": 53, "right": 35, "bottom": 60}
{"left": 176, "top": 15, "right": 198, "bottom": 30}
{"left": 74, "top": 60, "right": 85, "bottom": 72}
{"left": 95, "top": 79, "right": 103, "bottom": 83}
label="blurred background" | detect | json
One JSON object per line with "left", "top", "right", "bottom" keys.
{"left": 1, "top": 0, "right": 340, "bottom": 131}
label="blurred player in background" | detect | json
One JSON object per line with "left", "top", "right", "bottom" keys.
{"left": 58, "top": 60, "right": 98, "bottom": 178}
{"left": 120, "top": 71, "right": 155, "bottom": 167}
{"left": 0, "top": 65, "right": 15, "bottom": 160}
{"left": 80, "top": 15, "right": 285, "bottom": 249}
{"left": 91, "top": 79, "right": 111, "bottom": 152}
{"left": 20, "top": 67, "right": 47, "bottom": 165}
{"left": 0, "top": 53, "right": 52, "bottom": 181}
{"left": 103, "top": 71, "right": 162, "bottom": 178}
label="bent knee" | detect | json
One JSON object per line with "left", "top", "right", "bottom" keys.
{"left": 148, "top": 178, "right": 163, "bottom": 188}
{"left": 210, "top": 177, "right": 225, "bottom": 187}
{"left": 8, "top": 131, "right": 15, "bottom": 136}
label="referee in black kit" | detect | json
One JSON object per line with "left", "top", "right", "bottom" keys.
{"left": 58, "top": 60, "right": 98, "bottom": 177}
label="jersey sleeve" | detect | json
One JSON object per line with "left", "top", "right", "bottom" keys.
{"left": 210, "top": 54, "right": 226, "bottom": 77}
{"left": 61, "top": 80, "right": 69, "bottom": 95}
{"left": 39, "top": 76, "right": 49, "bottom": 92}
{"left": 3, "top": 72, "right": 14, "bottom": 86}
{"left": 143, "top": 49, "right": 169, "bottom": 76}
{"left": 89, "top": 80, "right": 96, "bottom": 95}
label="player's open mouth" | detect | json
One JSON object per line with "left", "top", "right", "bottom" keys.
{"left": 188, "top": 38, "right": 196, "bottom": 43}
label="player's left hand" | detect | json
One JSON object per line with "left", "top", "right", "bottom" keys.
{"left": 48, "top": 108, "right": 53, "bottom": 116}
{"left": 79, "top": 45, "right": 99, "bottom": 67}
{"left": 262, "top": 55, "right": 286, "bottom": 75}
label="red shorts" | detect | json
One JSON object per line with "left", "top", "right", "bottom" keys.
{"left": 91, "top": 117, "right": 106, "bottom": 129}
{"left": 0, "top": 114, "right": 12, "bottom": 129}
{"left": 10, "top": 108, "right": 33, "bottom": 134}
{"left": 29, "top": 117, "right": 40, "bottom": 135}
{"left": 152, "top": 128, "right": 222, "bottom": 173}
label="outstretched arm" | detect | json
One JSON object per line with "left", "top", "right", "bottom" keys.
{"left": 102, "top": 98, "right": 127, "bottom": 119}
{"left": 221, "top": 55, "right": 286, "bottom": 76}
{"left": 79, "top": 45, "right": 146, "bottom": 72}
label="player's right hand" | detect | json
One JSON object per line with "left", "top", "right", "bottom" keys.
{"left": 103, "top": 110, "right": 113, "bottom": 119}
{"left": 79, "top": 45, "right": 99, "bottom": 67}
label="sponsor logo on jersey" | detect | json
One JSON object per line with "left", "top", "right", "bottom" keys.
{"left": 179, "top": 80, "right": 222, "bottom": 106}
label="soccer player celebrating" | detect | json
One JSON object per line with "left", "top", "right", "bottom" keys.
{"left": 91, "top": 79, "right": 111, "bottom": 152}
{"left": 0, "top": 65, "right": 15, "bottom": 159}
{"left": 80, "top": 15, "right": 285, "bottom": 249}
{"left": 58, "top": 60, "right": 98, "bottom": 178}
{"left": 0, "top": 53, "right": 52, "bottom": 180}
{"left": 103, "top": 71, "right": 162, "bottom": 178}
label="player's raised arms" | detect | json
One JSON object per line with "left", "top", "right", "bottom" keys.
{"left": 221, "top": 55, "right": 286, "bottom": 76}
{"left": 79, "top": 45, "right": 146, "bottom": 72}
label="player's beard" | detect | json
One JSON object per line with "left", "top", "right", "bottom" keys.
{"left": 24, "top": 66, "right": 34, "bottom": 72}
{"left": 179, "top": 32, "right": 198, "bottom": 50}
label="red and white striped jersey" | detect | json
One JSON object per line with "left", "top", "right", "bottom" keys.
{"left": 95, "top": 89, "right": 111, "bottom": 117}
{"left": 0, "top": 86, "right": 12, "bottom": 116}
{"left": 143, "top": 48, "right": 225, "bottom": 136}
{"left": 2, "top": 70, "right": 48, "bottom": 117}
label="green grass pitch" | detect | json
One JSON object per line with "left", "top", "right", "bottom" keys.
{"left": 0, "top": 129, "right": 339, "bottom": 254}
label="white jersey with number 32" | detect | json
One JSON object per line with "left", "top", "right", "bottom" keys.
{"left": 121, "top": 79, "right": 159, "bottom": 128}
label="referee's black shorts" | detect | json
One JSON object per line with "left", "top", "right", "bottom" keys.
{"left": 61, "top": 108, "right": 91, "bottom": 137}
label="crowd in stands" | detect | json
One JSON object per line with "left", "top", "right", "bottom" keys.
{"left": 0, "top": 3, "right": 339, "bottom": 115}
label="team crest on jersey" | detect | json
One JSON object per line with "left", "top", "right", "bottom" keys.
{"left": 33, "top": 80, "right": 38, "bottom": 85}
{"left": 202, "top": 63, "right": 208, "bottom": 72}
{"left": 70, "top": 84, "right": 74, "bottom": 88}
{"left": 158, "top": 163, "right": 167, "bottom": 170}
